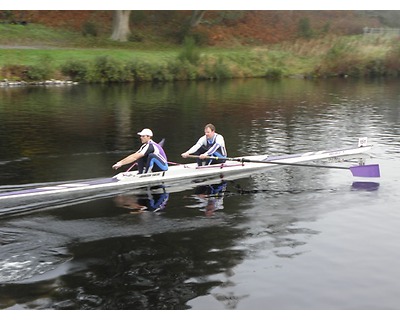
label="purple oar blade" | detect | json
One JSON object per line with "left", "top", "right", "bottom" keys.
{"left": 349, "top": 164, "right": 380, "bottom": 178}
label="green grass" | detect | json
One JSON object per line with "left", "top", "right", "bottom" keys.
{"left": 0, "top": 23, "right": 177, "bottom": 49}
{"left": 0, "top": 48, "right": 180, "bottom": 67}
{"left": 0, "top": 23, "right": 80, "bottom": 46}
{"left": 1, "top": 23, "right": 399, "bottom": 81}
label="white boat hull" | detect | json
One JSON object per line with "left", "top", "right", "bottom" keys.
{"left": 0, "top": 144, "right": 373, "bottom": 215}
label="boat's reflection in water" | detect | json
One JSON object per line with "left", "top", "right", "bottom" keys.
{"left": 114, "top": 187, "right": 169, "bottom": 214}
{"left": 351, "top": 181, "right": 380, "bottom": 191}
{"left": 114, "top": 181, "right": 228, "bottom": 216}
{"left": 186, "top": 181, "right": 228, "bottom": 216}
{"left": 113, "top": 179, "right": 377, "bottom": 216}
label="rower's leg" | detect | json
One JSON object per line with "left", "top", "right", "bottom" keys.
{"left": 137, "top": 158, "right": 145, "bottom": 174}
{"left": 192, "top": 147, "right": 207, "bottom": 166}
{"left": 145, "top": 154, "right": 168, "bottom": 173}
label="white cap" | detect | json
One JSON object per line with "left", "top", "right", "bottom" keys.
{"left": 137, "top": 128, "right": 153, "bottom": 137}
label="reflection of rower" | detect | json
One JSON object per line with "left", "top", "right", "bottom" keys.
{"left": 187, "top": 181, "right": 227, "bottom": 216}
{"left": 138, "top": 189, "right": 169, "bottom": 212}
{"left": 114, "top": 187, "right": 169, "bottom": 214}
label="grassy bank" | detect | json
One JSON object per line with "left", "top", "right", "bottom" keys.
{"left": 1, "top": 23, "right": 400, "bottom": 82}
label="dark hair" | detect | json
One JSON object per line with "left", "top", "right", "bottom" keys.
{"left": 204, "top": 123, "right": 216, "bottom": 131}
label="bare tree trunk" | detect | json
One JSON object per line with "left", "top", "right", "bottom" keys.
{"left": 111, "top": 10, "right": 131, "bottom": 42}
{"left": 189, "top": 10, "right": 206, "bottom": 28}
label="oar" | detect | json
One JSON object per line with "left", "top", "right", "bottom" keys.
{"left": 186, "top": 155, "right": 380, "bottom": 178}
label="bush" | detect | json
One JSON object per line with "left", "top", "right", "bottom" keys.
{"left": 364, "top": 59, "right": 386, "bottom": 77}
{"left": 201, "top": 57, "right": 232, "bottom": 80}
{"left": 384, "top": 43, "right": 400, "bottom": 76}
{"left": 26, "top": 55, "right": 55, "bottom": 81}
{"left": 126, "top": 60, "right": 153, "bottom": 82}
{"left": 88, "top": 56, "right": 127, "bottom": 82}
{"left": 178, "top": 36, "right": 201, "bottom": 65}
{"left": 82, "top": 21, "right": 98, "bottom": 37}
{"left": 265, "top": 67, "right": 283, "bottom": 79}
{"left": 298, "top": 17, "right": 314, "bottom": 39}
{"left": 128, "top": 32, "right": 144, "bottom": 42}
{"left": 61, "top": 60, "right": 89, "bottom": 81}
{"left": 167, "top": 59, "right": 198, "bottom": 80}
{"left": 147, "top": 62, "right": 174, "bottom": 82}
{"left": 0, "top": 64, "right": 29, "bottom": 81}
{"left": 189, "top": 30, "right": 209, "bottom": 46}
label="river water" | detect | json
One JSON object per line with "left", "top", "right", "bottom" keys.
{"left": 0, "top": 78, "right": 399, "bottom": 310}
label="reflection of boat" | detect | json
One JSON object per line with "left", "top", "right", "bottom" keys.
{"left": 351, "top": 181, "right": 380, "bottom": 191}
{"left": 187, "top": 182, "right": 227, "bottom": 216}
{"left": 114, "top": 187, "right": 169, "bottom": 213}
{"left": 0, "top": 140, "right": 377, "bottom": 214}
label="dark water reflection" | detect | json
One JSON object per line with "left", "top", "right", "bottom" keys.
{"left": 1, "top": 78, "right": 400, "bottom": 309}
{"left": 2, "top": 227, "right": 243, "bottom": 310}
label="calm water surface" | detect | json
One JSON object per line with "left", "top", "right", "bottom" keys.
{"left": 0, "top": 78, "right": 399, "bottom": 310}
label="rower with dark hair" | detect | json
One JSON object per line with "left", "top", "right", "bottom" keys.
{"left": 181, "top": 123, "right": 227, "bottom": 166}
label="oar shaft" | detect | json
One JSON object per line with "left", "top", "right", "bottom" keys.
{"left": 185, "top": 154, "right": 380, "bottom": 177}
{"left": 186, "top": 154, "right": 347, "bottom": 170}
{"left": 236, "top": 158, "right": 349, "bottom": 170}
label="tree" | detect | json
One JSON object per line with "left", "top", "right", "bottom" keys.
{"left": 189, "top": 10, "right": 206, "bottom": 28}
{"left": 111, "top": 10, "right": 131, "bottom": 42}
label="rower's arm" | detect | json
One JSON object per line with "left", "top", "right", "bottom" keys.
{"left": 112, "top": 152, "right": 144, "bottom": 169}
{"left": 183, "top": 136, "right": 205, "bottom": 156}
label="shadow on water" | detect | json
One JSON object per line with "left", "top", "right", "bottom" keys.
{"left": 0, "top": 179, "right": 326, "bottom": 310}
{"left": 0, "top": 220, "right": 247, "bottom": 309}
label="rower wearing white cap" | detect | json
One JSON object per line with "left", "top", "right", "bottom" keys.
{"left": 112, "top": 128, "right": 168, "bottom": 174}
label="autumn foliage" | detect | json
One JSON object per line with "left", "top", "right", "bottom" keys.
{"left": 6, "top": 10, "right": 382, "bottom": 46}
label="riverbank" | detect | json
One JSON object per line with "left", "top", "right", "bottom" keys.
{"left": 1, "top": 23, "right": 400, "bottom": 83}
{"left": 0, "top": 78, "right": 78, "bottom": 87}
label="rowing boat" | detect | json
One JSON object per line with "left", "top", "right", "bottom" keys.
{"left": 0, "top": 139, "right": 379, "bottom": 215}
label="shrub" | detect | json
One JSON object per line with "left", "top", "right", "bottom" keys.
{"left": 88, "top": 56, "right": 126, "bottom": 82}
{"left": 26, "top": 65, "right": 53, "bottom": 81}
{"left": 298, "top": 17, "right": 314, "bottom": 39}
{"left": 26, "top": 55, "right": 55, "bottom": 81}
{"left": 364, "top": 59, "right": 386, "bottom": 77}
{"left": 167, "top": 59, "right": 198, "bottom": 80}
{"left": 178, "top": 36, "right": 201, "bottom": 65}
{"left": 189, "top": 30, "right": 210, "bottom": 46}
{"left": 61, "top": 60, "right": 89, "bottom": 81}
{"left": 265, "top": 67, "right": 283, "bottom": 79}
{"left": 126, "top": 60, "right": 153, "bottom": 82}
{"left": 201, "top": 57, "right": 232, "bottom": 80}
{"left": 0, "top": 64, "right": 29, "bottom": 81}
{"left": 149, "top": 62, "right": 174, "bottom": 82}
{"left": 384, "top": 43, "right": 400, "bottom": 76}
{"left": 82, "top": 21, "right": 98, "bottom": 37}
{"left": 128, "top": 32, "right": 144, "bottom": 42}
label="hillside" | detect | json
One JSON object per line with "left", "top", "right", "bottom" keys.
{"left": 2, "top": 10, "right": 400, "bottom": 83}
{"left": 1, "top": 10, "right": 384, "bottom": 47}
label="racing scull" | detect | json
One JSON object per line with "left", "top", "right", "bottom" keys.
{"left": 0, "top": 139, "right": 379, "bottom": 215}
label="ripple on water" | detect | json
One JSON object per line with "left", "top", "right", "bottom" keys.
{"left": 0, "top": 227, "right": 71, "bottom": 283}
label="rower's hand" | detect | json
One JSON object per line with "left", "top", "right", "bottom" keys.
{"left": 112, "top": 162, "right": 122, "bottom": 170}
{"left": 199, "top": 153, "right": 208, "bottom": 159}
{"left": 181, "top": 152, "right": 189, "bottom": 158}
